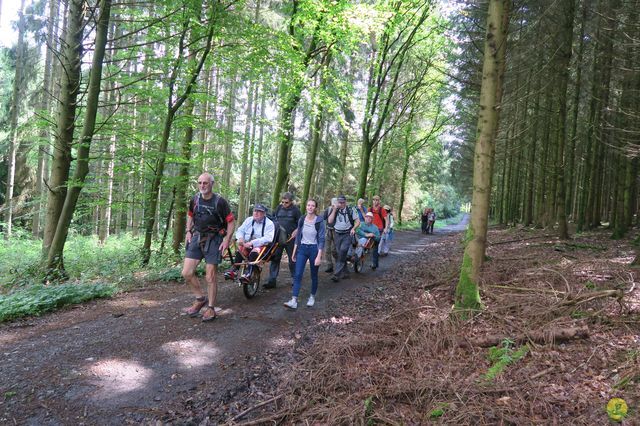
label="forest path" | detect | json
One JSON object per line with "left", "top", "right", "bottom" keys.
{"left": 0, "top": 217, "right": 467, "bottom": 425}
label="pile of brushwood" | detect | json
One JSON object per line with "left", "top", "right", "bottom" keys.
{"left": 188, "top": 227, "right": 640, "bottom": 424}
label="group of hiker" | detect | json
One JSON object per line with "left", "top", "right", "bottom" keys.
{"left": 421, "top": 207, "right": 436, "bottom": 234}
{"left": 179, "top": 172, "right": 397, "bottom": 320}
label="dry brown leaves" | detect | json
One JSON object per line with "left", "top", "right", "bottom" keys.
{"left": 235, "top": 228, "right": 640, "bottom": 425}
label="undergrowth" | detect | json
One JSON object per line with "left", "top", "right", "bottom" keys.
{"left": 484, "top": 339, "right": 529, "bottom": 381}
{"left": 0, "top": 230, "right": 179, "bottom": 292}
{"left": 0, "top": 228, "right": 182, "bottom": 321}
{"left": 0, "top": 282, "right": 116, "bottom": 322}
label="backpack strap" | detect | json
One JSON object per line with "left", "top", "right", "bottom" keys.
{"left": 346, "top": 206, "right": 355, "bottom": 227}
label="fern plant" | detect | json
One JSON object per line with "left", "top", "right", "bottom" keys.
{"left": 484, "top": 339, "right": 528, "bottom": 381}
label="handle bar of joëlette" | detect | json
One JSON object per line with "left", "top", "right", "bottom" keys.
{"left": 225, "top": 235, "right": 295, "bottom": 267}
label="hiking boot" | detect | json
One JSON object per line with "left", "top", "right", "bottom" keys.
{"left": 324, "top": 266, "right": 333, "bottom": 273}
{"left": 224, "top": 269, "right": 237, "bottom": 280}
{"left": 183, "top": 297, "right": 207, "bottom": 317}
{"left": 263, "top": 278, "right": 277, "bottom": 289}
{"left": 306, "top": 295, "right": 315, "bottom": 307}
{"left": 201, "top": 306, "right": 217, "bottom": 322}
{"left": 284, "top": 297, "right": 297, "bottom": 310}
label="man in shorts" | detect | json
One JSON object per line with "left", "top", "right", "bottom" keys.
{"left": 182, "top": 173, "right": 235, "bottom": 322}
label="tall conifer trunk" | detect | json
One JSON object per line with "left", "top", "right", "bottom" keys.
{"left": 455, "top": 0, "right": 509, "bottom": 311}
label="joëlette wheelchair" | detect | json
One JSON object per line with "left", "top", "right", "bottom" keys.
{"left": 349, "top": 236, "right": 375, "bottom": 273}
{"left": 224, "top": 236, "right": 293, "bottom": 298}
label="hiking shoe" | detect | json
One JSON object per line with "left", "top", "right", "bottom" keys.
{"left": 183, "top": 297, "right": 207, "bottom": 317}
{"left": 324, "top": 266, "right": 333, "bottom": 273}
{"left": 224, "top": 269, "right": 237, "bottom": 280}
{"left": 284, "top": 297, "right": 297, "bottom": 309}
{"left": 201, "top": 306, "right": 217, "bottom": 322}
{"left": 263, "top": 279, "right": 277, "bottom": 289}
{"left": 306, "top": 295, "right": 315, "bottom": 307}
{"left": 331, "top": 275, "right": 339, "bottom": 283}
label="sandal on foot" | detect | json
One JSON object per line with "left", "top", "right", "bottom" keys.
{"left": 183, "top": 297, "right": 208, "bottom": 317}
{"left": 202, "top": 306, "right": 217, "bottom": 322}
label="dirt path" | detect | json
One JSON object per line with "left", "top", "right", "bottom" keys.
{"left": 0, "top": 220, "right": 467, "bottom": 425}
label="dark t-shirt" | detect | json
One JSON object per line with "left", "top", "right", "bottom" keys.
{"left": 188, "top": 193, "right": 233, "bottom": 233}
{"left": 275, "top": 204, "right": 302, "bottom": 235}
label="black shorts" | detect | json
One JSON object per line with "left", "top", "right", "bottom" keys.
{"left": 185, "top": 233, "right": 223, "bottom": 265}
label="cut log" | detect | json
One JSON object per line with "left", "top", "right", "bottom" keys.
{"left": 462, "top": 326, "right": 590, "bottom": 348}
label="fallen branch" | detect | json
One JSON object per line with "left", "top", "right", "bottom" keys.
{"left": 530, "top": 366, "right": 554, "bottom": 379}
{"left": 487, "top": 284, "right": 565, "bottom": 295}
{"left": 489, "top": 235, "right": 554, "bottom": 246}
{"left": 557, "top": 289, "right": 624, "bottom": 307}
{"left": 232, "top": 411, "right": 287, "bottom": 426}
{"left": 229, "top": 395, "right": 283, "bottom": 423}
{"left": 462, "top": 326, "right": 590, "bottom": 348}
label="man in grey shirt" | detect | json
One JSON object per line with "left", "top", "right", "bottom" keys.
{"left": 327, "top": 195, "right": 360, "bottom": 282}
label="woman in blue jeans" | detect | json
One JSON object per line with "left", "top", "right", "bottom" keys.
{"left": 284, "top": 199, "right": 325, "bottom": 309}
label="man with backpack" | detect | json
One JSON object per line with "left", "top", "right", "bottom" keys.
{"left": 224, "top": 204, "right": 275, "bottom": 283}
{"left": 182, "top": 173, "right": 235, "bottom": 322}
{"left": 322, "top": 197, "right": 338, "bottom": 273}
{"left": 265, "top": 192, "right": 301, "bottom": 288}
{"left": 327, "top": 195, "right": 360, "bottom": 282}
{"left": 368, "top": 195, "right": 389, "bottom": 270}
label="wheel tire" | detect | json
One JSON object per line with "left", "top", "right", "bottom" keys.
{"left": 354, "top": 256, "right": 361, "bottom": 273}
{"left": 243, "top": 269, "right": 260, "bottom": 299}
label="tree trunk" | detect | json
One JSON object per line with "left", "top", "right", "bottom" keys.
{"left": 32, "top": 0, "right": 60, "bottom": 237}
{"left": 222, "top": 71, "right": 238, "bottom": 193}
{"left": 302, "top": 104, "right": 324, "bottom": 203}
{"left": 3, "top": 0, "right": 26, "bottom": 239}
{"left": 567, "top": 1, "right": 587, "bottom": 219}
{"left": 172, "top": 94, "right": 196, "bottom": 254}
{"left": 141, "top": 4, "right": 216, "bottom": 265}
{"left": 555, "top": 0, "right": 575, "bottom": 240}
{"left": 42, "top": 0, "right": 84, "bottom": 257}
{"left": 254, "top": 85, "right": 266, "bottom": 205}
{"left": 238, "top": 81, "right": 255, "bottom": 221}
{"left": 455, "top": 0, "right": 509, "bottom": 311}
{"left": 45, "top": 0, "right": 112, "bottom": 276}
{"left": 272, "top": 93, "right": 301, "bottom": 208}
{"left": 398, "top": 149, "right": 410, "bottom": 225}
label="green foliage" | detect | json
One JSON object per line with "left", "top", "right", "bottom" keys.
{"left": 484, "top": 339, "right": 529, "bottom": 381}
{"left": 417, "top": 184, "right": 463, "bottom": 219}
{"left": 428, "top": 402, "right": 448, "bottom": 420}
{"left": 0, "top": 230, "right": 176, "bottom": 291}
{"left": 363, "top": 395, "right": 375, "bottom": 425}
{"left": 0, "top": 282, "right": 116, "bottom": 322}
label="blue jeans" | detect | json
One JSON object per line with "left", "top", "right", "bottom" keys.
{"left": 292, "top": 244, "right": 319, "bottom": 297}
{"left": 371, "top": 240, "right": 380, "bottom": 267}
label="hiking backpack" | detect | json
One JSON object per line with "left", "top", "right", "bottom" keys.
{"left": 266, "top": 209, "right": 288, "bottom": 245}
{"left": 332, "top": 206, "right": 355, "bottom": 228}
{"left": 191, "top": 193, "right": 225, "bottom": 234}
